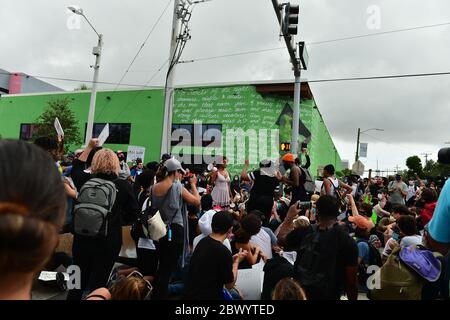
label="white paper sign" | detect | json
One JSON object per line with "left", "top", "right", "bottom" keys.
{"left": 38, "top": 271, "right": 69, "bottom": 282}
{"left": 235, "top": 262, "right": 264, "bottom": 300}
{"left": 97, "top": 124, "right": 110, "bottom": 146}
{"left": 352, "top": 160, "right": 365, "bottom": 176}
{"left": 54, "top": 118, "right": 64, "bottom": 137}
{"left": 126, "top": 146, "right": 146, "bottom": 163}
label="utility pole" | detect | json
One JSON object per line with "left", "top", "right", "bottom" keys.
{"left": 85, "top": 34, "right": 103, "bottom": 145}
{"left": 355, "top": 128, "right": 361, "bottom": 162}
{"left": 421, "top": 152, "right": 432, "bottom": 166}
{"left": 160, "top": 0, "right": 200, "bottom": 157}
{"left": 271, "top": 1, "right": 305, "bottom": 155}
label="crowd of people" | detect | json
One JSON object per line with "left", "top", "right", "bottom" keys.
{"left": 0, "top": 137, "right": 449, "bottom": 301}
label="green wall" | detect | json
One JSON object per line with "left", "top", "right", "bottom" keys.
{"left": 0, "top": 84, "right": 341, "bottom": 176}
{"left": 0, "top": 89, "right": 164, "bottom": 163}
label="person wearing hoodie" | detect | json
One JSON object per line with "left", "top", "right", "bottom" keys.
{"left": 419, "top": 188, "right": 438, "bottom": 226}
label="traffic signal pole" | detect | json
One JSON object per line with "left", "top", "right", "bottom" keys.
{"left": 271, "top": 0, "right": 302, "bottom": 155}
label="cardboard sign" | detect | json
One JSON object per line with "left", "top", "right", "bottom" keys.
{"left": 54, "top": 118, "right": 64, "bottom": 137}
{"left": 352, "top": 160, "right": 365, "bottom": 176}
{"left": 126, "top": 146, "right": 146, "bottom": 163}
{"left": 97, "top": 124, "right": 109, "bottom": 146}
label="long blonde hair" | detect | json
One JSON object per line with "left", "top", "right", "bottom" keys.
{"left": 91, "top": 148, "right": 120, "bottom": 175}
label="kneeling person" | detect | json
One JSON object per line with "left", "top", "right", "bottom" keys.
{"left": 184, "top": 211, "right": 247, "bottom": 300}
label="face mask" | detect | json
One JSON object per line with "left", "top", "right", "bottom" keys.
{"left": 378, "top": 194, "right": 383, "bottom": 200}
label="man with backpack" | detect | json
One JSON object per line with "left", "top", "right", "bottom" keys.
{"left": 294, "top": 195, "right": 359, "bottom": 300}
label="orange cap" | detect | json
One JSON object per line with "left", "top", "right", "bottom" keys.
{"left": 282, "top": 153, "right": 295, "bottom": 163}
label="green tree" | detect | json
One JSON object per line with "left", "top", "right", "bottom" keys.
{"left": 34, "top": 98, "right": 81, "bottom": 149}
{"left": 406, "top": 155, "right": 423, "bottom": 177}
{"left": 75, "top": 84, "right": 89, "bottom": 91}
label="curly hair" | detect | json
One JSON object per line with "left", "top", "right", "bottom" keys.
{"left": 91, "top": 148, "right": 120, "bottom": 175}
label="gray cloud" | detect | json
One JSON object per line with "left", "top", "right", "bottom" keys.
{"left": 1, "top": 0, "right": 449, "bottom": 172}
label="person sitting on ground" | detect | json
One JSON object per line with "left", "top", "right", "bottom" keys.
{"left": 0, "top": 140, "right": 66, "bottom": 300}
{"left": 397, "top": 215, "right": 423, "bottom": 248}
{"left": 231, "top": 218, "right": 267, "bottom": 269}
{"left": 86, "top": 270, "right": 153, "bottom": 300}
{"left": 244, "top": 211, "right": 274, "bottom": 260}
{"left": 417, "top": 188, "right": 438, "bottom": 226}
{"left": 184, "top": 211, "right": 247, "bottom": 300}
{"left": 272, "top": 277, "right": 307, "bottom": 300}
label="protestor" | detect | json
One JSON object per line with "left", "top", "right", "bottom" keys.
{"left": 210, "top": 157, "right": 232, "bottom": 208}
{"left": 388, "top": 174, "right": 408, "bottom": 205}
{"left": 184, "top": 211, "right": 247, "bottom": 300}
{"left": 272, "top": 278, "right": 307, "bottom": 300}
{"left": 67, "top": 148, "right": 139, "bottom": 300}
{"left": 294, "top": 195, "right": 358, "bottom": 300}
{"left": 278, "top": 153, "right": 309, "bottom": 204}
{"left": 321, "top": 164, "right": 352, "bottom": 201}
{"left": 151, "top": 157, "right": 200, "bottom": 300}
{"left": 0, "top": 140, "right": 66, "bottom": 300}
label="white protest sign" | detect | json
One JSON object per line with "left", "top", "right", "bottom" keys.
{"left": 235, "top": 261, "right": 264, "bottom": 300}
{"left": 126, "top": 146, "right": 146, "bottom": 163}
{"left": 54, "top": 118, "right": 64, "bottom": 137}
{"left": 97, "top": 124, "right": 110, "bottom": 146}
{"left": 38, "top": 271, "right": 69, "bottom": 282}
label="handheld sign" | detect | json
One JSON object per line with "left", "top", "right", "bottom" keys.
{"left": 97, "top": 124, "right": 110, "bottom": 146}
{"left": 54, "top": 118, "right": 64, "bottom": 137}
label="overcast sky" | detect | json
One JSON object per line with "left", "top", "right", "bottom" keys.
{"left": 1, "top": 0, "right": 450, "bottom": 175}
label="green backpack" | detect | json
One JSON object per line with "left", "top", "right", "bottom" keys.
{"left": 369, "top": 245, "right": 425, "bottom": 300}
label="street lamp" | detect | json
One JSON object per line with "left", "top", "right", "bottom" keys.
{"left": 355, "top": 128, "right": 384, "bottom": 162}
{"left": 68, "top": 6, "right": 103, "bottom": 146}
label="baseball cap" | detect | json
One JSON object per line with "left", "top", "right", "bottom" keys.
{"left": 282, "top": 153, "right": 295, "bottom": 163}
{"left": 164, "top": 157, "right": 185, "bottom": 174}
{"left": 348, "top": 215, "right": 373, "bottom": 230}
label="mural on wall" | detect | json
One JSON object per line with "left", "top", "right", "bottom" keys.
{"left": 276, "top": 103, "right": 312, "bottom": 146}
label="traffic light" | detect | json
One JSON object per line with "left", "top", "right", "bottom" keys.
{"left": 280, "top": 142, "right": 291, "bottom": 152}
{"left": 282, "top": 3, "right": 299, "bottom": 36}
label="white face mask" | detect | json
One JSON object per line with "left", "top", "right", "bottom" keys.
{"left": 378, "top": 194, "right": 383, "bottom": 200}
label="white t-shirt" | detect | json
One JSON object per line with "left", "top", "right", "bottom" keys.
{"left": 250, "top": 229, "right": 273, "bottom": 259}
{"left": 400, "top": 235, "right": 423, "bottom": 248}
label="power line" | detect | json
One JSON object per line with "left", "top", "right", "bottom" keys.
{"left": 308, "top": 21, "right": 450, "bottom": 46}
{"left": 308, "top": 71, "right": 450, "bottom": 83}
{"left": 96, "top": 0, "right": 173, "bottom": 120}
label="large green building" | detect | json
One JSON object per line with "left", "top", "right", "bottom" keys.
{"left": 0, "top": 81, "right": 341, "bottom": 176}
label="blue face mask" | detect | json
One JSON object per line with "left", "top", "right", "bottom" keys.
{"left": 277, "top": 203, "right": 282, "bottom": 211}
{"left": 392, "top": 232, "right": 399, "bottom": 241}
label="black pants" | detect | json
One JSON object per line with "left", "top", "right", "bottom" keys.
{"left": 135, "top": 246, "right": 159, "bottom": 277}
{"left": 152, "top": 224, "right": 184, "bottom": 300}
{"left": 66, "top": 235, "right": 121, "bottom": 300}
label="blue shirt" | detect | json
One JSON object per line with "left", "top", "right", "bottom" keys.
{"left": 428, "top": 179, "right": 450, "bottom": 243}
{"left": 356, "top": 240, "right": 370, "bottom": 265}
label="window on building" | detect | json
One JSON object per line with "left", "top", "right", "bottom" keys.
{"left": 171, "top": 123, "right": 222, "bottom": 147}
{"left": 85, "top": 123, "right": 131, "bottom": 144}
{"left": 19, "top": 124, "right": 40, "bottom": 141}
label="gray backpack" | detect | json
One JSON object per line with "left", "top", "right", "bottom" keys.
{"left": 73, "top": 178, "right": 118, "bottom": 238}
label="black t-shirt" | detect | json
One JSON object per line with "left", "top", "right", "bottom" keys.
{"left": 71, "top": 159, "right": 92, "bottom": 191}
{"left": 299, "top": 224, "right": 358, "bottom": 299}
{"left": 184, "top": 237, "right": 234, "bottom": 300}
{"left": 248, "top": 170, "right": 279, "bottom": 198}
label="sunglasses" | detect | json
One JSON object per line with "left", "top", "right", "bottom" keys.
{"left": 127, "top": 271, "right": 153, "bottom": 300}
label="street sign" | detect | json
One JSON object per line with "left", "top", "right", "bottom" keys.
{"left": 352, "top": 160, "right": 365, "bottom": 176}
{"left": 360, "top": 143, "right": 368, "bottom": 158}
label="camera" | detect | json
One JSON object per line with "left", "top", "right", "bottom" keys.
{"left": 438, "top": 148, "right": 450, "bottom": 165}
{"left": 297, "top": 201, "right": 312, "bottom": 210}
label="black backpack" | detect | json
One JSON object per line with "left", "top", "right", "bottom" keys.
{"left": 294, "top": 224, "right": 341, "bottom": 300}
{"left": 356, "top": 239, "right": 382, "bottom": 287}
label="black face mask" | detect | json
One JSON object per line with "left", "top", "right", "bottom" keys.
{"left": 283, "top": 164, "right": 290, "bottom": 170}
